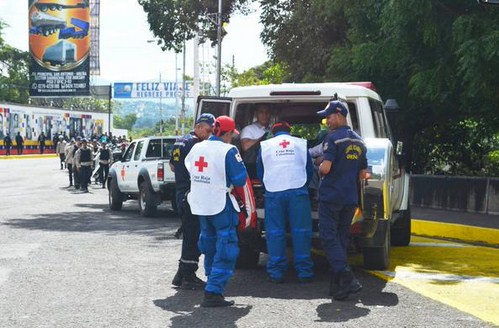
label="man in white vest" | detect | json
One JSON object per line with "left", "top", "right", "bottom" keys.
{"left": 257, "top": 121, "right": 314, "bottom": 283}
{"left": 185, "top": 115, "right": 248, "bottom": 307}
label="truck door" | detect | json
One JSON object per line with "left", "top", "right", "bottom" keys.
{"left": 117, "top": 141, "right": 136, "bottom": 192}
{"left": 126, "top": 139, "right": 144, "bottom": 191}
{"left": 196, "top": 97, "right": 232, "bottom": 119}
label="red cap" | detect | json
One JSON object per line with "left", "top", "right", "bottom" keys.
{"left": 214, "top": 115, "right": 239, "bottom": 136}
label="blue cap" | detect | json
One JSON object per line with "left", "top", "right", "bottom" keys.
{"left": 82, "top": 138, "right": 88, "bottom": 143}
{"left": 317, "top": 101, "right": 348, "bottom": 117}
{"left": 196, "top": 113, "right": 215, "bottom": 127}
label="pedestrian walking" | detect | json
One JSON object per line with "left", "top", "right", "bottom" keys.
{"left": 38, "top": 132, "right": 46, "bottom": 154}
{"left": 316, "top": 101, "right": 368, "bottom": 301}
{"left": 98, "top": 142, "right": 112, "bottom": 188}
{"left": 56, "top": 135, "right": 66, "bottom": 169}
{"left": 169, "top": 113, "right": 215, "bottom": 290}
{"left": 185, "top": 115, "right": 248, "bottom": 307}
{"left": 15, "top": 132, "right": 24, "bottom": 155}
{"left": 3, "top": 133, "right": 12, "bottom": 156}
{"left": 257, "top": 121, "right": 315, "bottom": 283}
{"left": 65, "top": 138, "right": 76, "bottom": 187}
{"left": 75, "top": 138, "right": 93, "bottom": 193}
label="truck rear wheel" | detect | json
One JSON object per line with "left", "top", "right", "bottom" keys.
{"left": 236, "top": 244, "right": 260, "bottom": 269}
{"left": 390, "top": 206, "right": 411, "bottom": 246}
{"left": 362, "top": 220, "right": 390, "bottom": 270}
{"left": 139, "top": 181, "right": 157, "bottom": 217}
{"left": 109, "top": 178, "right": 123, "bottom": 211}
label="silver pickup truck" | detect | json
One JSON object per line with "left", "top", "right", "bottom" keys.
{"left": 107, "top": 136, "right": 177, "bottom": 217}
{"left": 195, "top": 82, "right": 411, "bottom": 270}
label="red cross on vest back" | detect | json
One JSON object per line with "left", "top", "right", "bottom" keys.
{"left": 195, "top": 156, "right": 208, "bottom": 172}
{"left": 279, "top": 139, "right": 290, "bottom": 148}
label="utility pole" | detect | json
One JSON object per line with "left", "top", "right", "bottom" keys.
{"left": 216, "top": 0, "right": 222, "bottom": 96}
{"left": 181, "top": 41, "right": 186, "bottom": 135}
{"left": 159, "top": 72, "right": 162, "bottom": 136}
{"left": 175, "top": 53, "right": 179, "bottom": 135}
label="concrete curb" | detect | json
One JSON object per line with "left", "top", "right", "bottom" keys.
{"left": 412, "top": 219, "right": 499, "bottom": 246}
{"left": 0, "top": 154, "right": 57, "bottom": 160}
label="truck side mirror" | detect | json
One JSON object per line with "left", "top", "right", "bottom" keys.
{"left": 396, "top": 141, "right": 403, "bottom": 156}
{"left": 384, "top": 99, "right": 400, "bottom": 112}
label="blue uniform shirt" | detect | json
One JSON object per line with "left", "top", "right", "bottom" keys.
{"left": 256, "top": 131, "right": 314, "bottom": 191}
{"left": 319, "top": 126, "right": 367, "bottom": 205}
{"left": 170, "top": 132, "right": 199, "bottom": 192}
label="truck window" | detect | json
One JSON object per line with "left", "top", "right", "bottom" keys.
{"left": 200, "top": 99, "right": 230, "bottom": 117}
{"left": 146, "top": 139, "right": 175, "bottom": 159}
{"left": 369, "top": 99, "right": 387, "bottom": 138}
{"left": 134, "top": 141, "right": 144, "bottom": 161}
{"left": 122, "top": 142, "right": 136, "bottom": 162}
{"left": 346, "top": 101, "right": 361, "bottom": 135}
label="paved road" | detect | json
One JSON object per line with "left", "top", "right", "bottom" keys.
{"left": 0, "top": 158, "right": 495, "bottom": 327}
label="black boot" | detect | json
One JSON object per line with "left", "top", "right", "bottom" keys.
{"left": 329, "top": 272, "right": 339, "bottom": 296}
{"left": 333, "top": 267, "right": 363, "bottom": 301}
{"left": 172, "top": 269, "right": 183, "bottom": 287}
{"left": 201, "top": 292, "right": 235, "bottom": 307}
{"left": 181, "top": 273, "right": 206, "bottom": 290}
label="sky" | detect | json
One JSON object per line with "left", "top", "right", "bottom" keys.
{"left": 0, "top": 0, "right": 269, "bottom": 84}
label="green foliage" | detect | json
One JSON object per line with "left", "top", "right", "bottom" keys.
{"left": 114, "top": 113, "right": 138, "bottom": 131}
{"left": 138, "top": 0, "right": 254, "bottom": 52}
{"left": 225, "top": 61, "right": 290, "bottom": 88}
{"left": 0, "top": 21, "right": 30, "bottom": 103}
{"left": 259, "top": 0, "right": 499, "bottom": 176}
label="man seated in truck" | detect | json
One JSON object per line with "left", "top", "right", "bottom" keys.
{"left": 240, "top": 104, "right": 272, "bottom": 178}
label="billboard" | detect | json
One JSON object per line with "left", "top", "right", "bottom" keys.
{"left": 113, "top": 82, "right": 193, "bottom": 99}
{"left": 28, "top": 0, "right": 90, "bottom": 97}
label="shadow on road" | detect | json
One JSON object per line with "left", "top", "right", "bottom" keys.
{"left": 2, "top": 206, "right": 182, "bottom": 242}
{"left": 154, "top": 290, "right": 252, "bottom": 328}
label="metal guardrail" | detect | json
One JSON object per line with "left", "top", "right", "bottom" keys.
{"left": 410, "top": 175, "right": 499, "bottom": 215}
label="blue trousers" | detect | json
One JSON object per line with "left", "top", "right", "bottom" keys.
{"left": 264, "top": 189, "right": 313, "bottom": 280}
{"left": 318, "top": 202, "right": 356, "bottom": 272}
{"left": 198, "top": 203, "right": 239, "bottom": 295}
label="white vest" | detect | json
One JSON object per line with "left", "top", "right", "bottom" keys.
{"left": 261, "top": 135, "right": 308, "bottom": 192}
{"left": 185, "top": 140, "right": 239, "bottom": 215}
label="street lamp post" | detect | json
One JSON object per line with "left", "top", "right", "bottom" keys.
{"left": 216, "top": 0, "right": 222, "bottom": 96}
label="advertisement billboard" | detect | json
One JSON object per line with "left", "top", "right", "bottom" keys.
{"left": 113, "top": 82, "right": 193, "bottom": 99}
{"left": 28, "top": 0, "right": 90, "bottom": 97}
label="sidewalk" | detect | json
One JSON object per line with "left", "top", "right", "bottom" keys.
{"left": 412, "top": 206, "right": 499, "bottom": 246}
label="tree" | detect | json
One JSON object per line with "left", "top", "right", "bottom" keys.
{"left": 259, "top": 0, "right": 499, "bottom": 176}
{"left": 138, "top": 0, "right": 253, "bottom": 52}
{"left": 114, "top": 113, "right": 138, "bottom": 131}
{"left": 0, "top": 20, "right": 30, "bottom": 103}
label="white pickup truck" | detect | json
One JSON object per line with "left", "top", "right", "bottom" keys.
{"left": 195, "top": 82, "right": 411, "bottom": 270}
{"left": 107, "top": 136, "right": 177, "bottom": 217}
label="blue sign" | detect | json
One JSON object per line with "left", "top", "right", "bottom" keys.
{"left": 113, "top": 82, "right": 192, "bottom": 99}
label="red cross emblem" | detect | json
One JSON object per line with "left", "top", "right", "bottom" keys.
{"left": 120, "top": 165, "right": 126, "bottom": 181}
{"left": 279, "top": 139, "right": 290, "bottom": 148}
{"left": 195, "top": 156, "right": 208, "bottom": 172}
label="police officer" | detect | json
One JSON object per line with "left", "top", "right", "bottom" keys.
{"left": 98, "top": 142, "right": 112, "bottom": 188}
{"left": 185, "top": 115, "right": 248, "bottom": 307}
{"left": 76, "top": 138, "right": 94, "bottom": 193}
{"left": 169, "top": 113, "right": 215, "bottom": 290}
{"left": 3, "top": 133, "right": 12, "bottom": 156}
{"left": 257, "top": 121, "right": 315, "bottom": 283}
{"left": 317, "top": 101, "right": 367, "bottom": 301}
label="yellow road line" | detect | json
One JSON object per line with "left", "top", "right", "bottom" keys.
{"left": 0, "top": 154, "right": 57, "bottom": 160}
{"left": 412, "top": 219, "right": 499, "bottom": 246}
{"left": 368, "top": 236, "right": 499, "bottom": 326}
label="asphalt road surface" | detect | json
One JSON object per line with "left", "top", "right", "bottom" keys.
{"left": 0, "top": 157, "right": 494, "bottom": 327}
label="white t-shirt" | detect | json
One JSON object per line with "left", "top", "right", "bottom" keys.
{"left": 240, "top": 122, "right": 269, "bottom": 140}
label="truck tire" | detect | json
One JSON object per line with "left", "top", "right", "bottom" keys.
{"left": 390, "top": 206, "right": 411, "bottom": 246}
{"left": 236, "top": 244, "right": 260, "bottom": 269}
{"left": 362, "top": 220, "right": 390, "bottom": 270}
{"left": 139, "top": 181, "right": 157, "bottom": 217}
{"left": 109, "top": 178, "right": 123, "bottom": 211}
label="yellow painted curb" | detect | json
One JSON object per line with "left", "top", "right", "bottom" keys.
{"left": 412, "top": 219, "right": 499, "bottom": 246}
{"left": 0, "top": 154, "right": 57, "bottom": 160}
